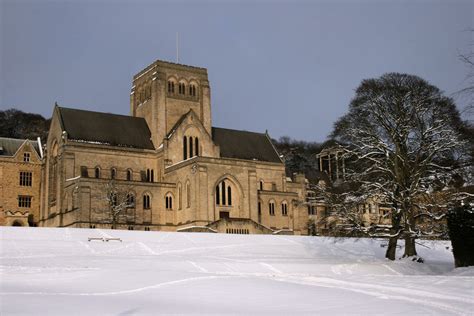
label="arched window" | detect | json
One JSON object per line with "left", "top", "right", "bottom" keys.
{"left": 216, "top": 180, "right": 233, "bottom": 206}
{"left": 168, "top": 80, "right": 175, "bottom": 93}
{"left": 127, "top": 193, "right": 135, "bottom": 207}
{"left": 95, "top": 167, "right": 101, "bottom": 179}
{"left": 259, "top": 180, "right": 264, "bottom": 190}
{"left": 111, "top": 168, "right": 116, "bottom": 179}
{"left": 178, "top": 183, "right": 182, "bottom": 210}
{"left": 183, "top": 136, "right": 188, "bottom": 160}
{"left": 165, "top": 194, "right": 173, "bottom": 210}
{"left": 189, "top": 136, "right": 193, "bottom": 157}
{"left": 127, "top": 169, "right": 132, "bottom": 181}
{"left": 143, "top": 194, "right": 151, "bottom": 209}
{"left": 178, "top": 82, "right": 185, "bottom": 95}
{"left": 221, "top": 181, "right": 226, "bottom": 205}
{"left": 269, "top": 201, "right": 275, "bottom": 216}
{"left": 281, "top": 202, "right": 288, "bottom": 216}
{"left": 186, "top": 182, "right": 191, "bottom": 208}
{"left": 195, "top": 138, "right": 199, "bottom": 156}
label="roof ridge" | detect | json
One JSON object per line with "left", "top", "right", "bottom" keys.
{"left": 212, "top": 126, "right": 266, "bottom": 136}
{"left": 57, "top": 106, "right": 143, "bottom": 120}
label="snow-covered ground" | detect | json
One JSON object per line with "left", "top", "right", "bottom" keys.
{"left": 1, "top": 227, "right": 473, "bottom": 315}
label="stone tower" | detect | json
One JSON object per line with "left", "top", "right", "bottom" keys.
{"left": 130, "top": 60, "right": 212, "bottom": 147}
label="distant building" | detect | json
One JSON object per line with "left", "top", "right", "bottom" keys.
{"left": 39, "top": 59, "right": 310, "bottom": 234}
{"left": 0, "top": 137, "right": 43, "bottom": 226}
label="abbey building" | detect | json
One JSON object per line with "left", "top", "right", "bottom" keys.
{"left": 39, "top": 59, "right": 310, "bottom": 234}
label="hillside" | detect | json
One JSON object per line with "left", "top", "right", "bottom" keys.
{"left": 1, "top": 227, "right": 473, "bottom": 315}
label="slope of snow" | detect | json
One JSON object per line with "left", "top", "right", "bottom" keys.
{"left": 1, "top": 227, "right": 473, "bottom": 315}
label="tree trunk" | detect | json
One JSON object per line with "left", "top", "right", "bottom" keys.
{"left": 385, "top": 235, "right": 398, "bottom": 260}
{"left": 385, "top": 213, "right": 401, "bottom": 260}
{"left": 403, "top": 237, "right": 417, "bottom": 257}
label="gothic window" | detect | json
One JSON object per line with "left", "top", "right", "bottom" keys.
{"left": 19, "top": 171, "right": 32, "bottom": 186}
{"left": 95, "top": 167, "right": 101, "bottom": 179}
{"left": 111, "top": 168, "right": 117, "bottom": 179}
{"left": 269, "top": 201, "right": 275, "bottom": 216}
{"left": 281, "top": 202, "right": 288, "bottom": 216}
{"left": 143, "top": 194, "right": 151, "bottom": 209}
{"left": 178, "top": 183, "right": 182, "bottom": 210}
{"left": 195, "top": 138, "right": 199, "bottom": 156}
{"left": 216, "top": 180, "right": 232, "bottom": 206}
{"left": 165, "top": 194, "right": 173, "bottom": 210}
{"left": 259, "top": 180, "right": 264, "bottom": 190}
{"left": 178, "top": 82, "right": 185, "bottom": 95}
{"left": 127, "top": 193, "right": 135, "bottom": 207}
{"left": 186, "top": 182, "right": 191, "bottom": 208}
{"left": 189, "top": 137, "right": 193, "bottom": 157}
{"left": 189, "top": 84, "right": 197, "bottom": 97}
{"left": 183, "top": 136, "right": 187, "bottom": 160}
{"left": 168, "top": 81, "right": 175, "bottom": 93}
{"left": 127, "top": 169, "right": 132, "bottom": 181}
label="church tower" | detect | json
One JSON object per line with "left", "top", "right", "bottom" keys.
{"left": 130, "top": 60, "right": 212, "bottom": 147}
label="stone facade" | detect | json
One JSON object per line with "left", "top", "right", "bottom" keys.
{"left": 0, "top": 138, "right": 42, "bottom": 226}
{"left": 39, "top": 59, "right": 311, "bottom": 235}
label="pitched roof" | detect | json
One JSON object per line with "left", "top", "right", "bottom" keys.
{"left": 57, "top": 107, "right": 155, "bottom": 150}
{"left": 0, "top": 137, "right": 40, "bottom": 157}
{"left": 212, "top": 127, "right": 282, "bottom": 163}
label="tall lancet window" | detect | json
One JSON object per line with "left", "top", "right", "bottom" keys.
{"left": 189, "top": 136, "right": 193, "bottom": 157}
{"left": 216, "top": 180, "right": 233, "bottom": 206}
{"left": 195, "top": 138, "right": 199, "bottom": 156}
{"left": 183, "top": 136, "right": 187, "bottom": 160}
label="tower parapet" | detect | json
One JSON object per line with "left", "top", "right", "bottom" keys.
{"left": 130, "top": 60, "right": 211, "bottom": 147}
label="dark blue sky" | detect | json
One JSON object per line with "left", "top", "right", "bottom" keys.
{"left": 1, "top": 0, "right": 472, "bottom": 141}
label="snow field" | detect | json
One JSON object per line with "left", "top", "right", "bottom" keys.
{"left": 0, "top": 227, "right": 473, "bottom": 315}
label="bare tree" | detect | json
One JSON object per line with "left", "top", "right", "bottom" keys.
{"left": 330, "top": 73, "right": 469, "bottom": 260}
{"left": 103, "top": 180, "right": 135, "bottom": 227}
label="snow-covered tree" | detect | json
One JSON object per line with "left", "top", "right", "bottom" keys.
{"left": 330, "top": 73, "right": 469, "bottom": 260}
